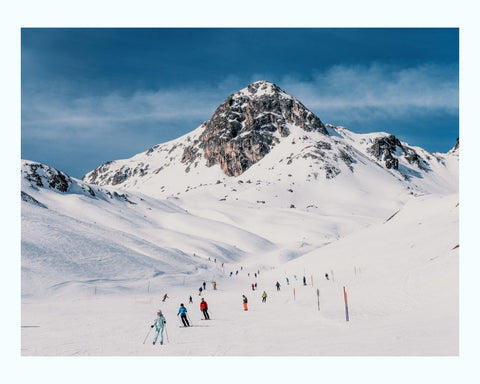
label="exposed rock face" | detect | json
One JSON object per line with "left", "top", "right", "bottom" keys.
{"left": 22, "top": 162, "right": 72, "bottom": 192}
{"left": 367, "top": 134, "right": 427, "bottom": 171}
{"left": 367, "top": 135, "right": 402, "bottom": 170}
{"left": 182, "top": 81, "right": 328, "bottom": 176}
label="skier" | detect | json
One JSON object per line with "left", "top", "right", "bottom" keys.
{"left": 325, "top": 273, "right": 329, "bottom": 280}
{"left": 177, "top": 303, "right": 190, "bottom": 327}
{"left": 242, "top": 295, "right": 248, "bottom": 311}
{"left": 251, "top": 283, "right": 255, "bottom": 291}
{"left": 200, "top": 298, "right": 210, "bottom": 320}
{"left": 275, "top": 281, "right": 281, "bottom": 291}
{"left": 189, "top": 295, "right": 193, "bottom": 304}
{"left": 262, "top": 291, "right": 267, "bottom": 303}
{"left": 286, "top": 277, "right": 290, "bottom": 285}
{"left": 162, "top": 293, "right": 169, "bottom": 302}
{"left": 199, "top": 286, "right": 203, "bottom": 296}
{"left": 255, "top": 282, "right": 257, "bottom": 289}
{"left": 203, "top": 281, "right": 206, "bottom": 290}
{"left": 303, "top": 276, "right": 307, "bottom": 286}
{"left": 151, "top": 309, "right": 166, "bottom": 345}
{"left": 213, "top": 281, "right": 217, "bottom": 290}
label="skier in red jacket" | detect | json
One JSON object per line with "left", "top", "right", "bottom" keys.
{"left": 200, "top": 298, "right": 210, "bottom": 320}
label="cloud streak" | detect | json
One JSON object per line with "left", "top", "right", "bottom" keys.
{"left": 280, "top": 63, "right": 458, "bottom": 123}
{"left": 23, "top": 63, "right": 458, "bottom": 137}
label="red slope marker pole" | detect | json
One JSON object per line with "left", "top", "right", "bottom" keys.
{"left": 293, "top": 288, "right": 296, "bottom": 301}
{"left": 343, "top": 286, "right": 349, "bottom": 322}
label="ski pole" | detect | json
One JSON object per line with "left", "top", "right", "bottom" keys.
{"left": 165, "top": 326, "right": 169, "bottom": 343}
{"left": 143, "top": 326, "right": 153, "bottom": 344}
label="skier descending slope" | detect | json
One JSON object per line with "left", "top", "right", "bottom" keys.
{"left": 200, "top": 298, "right": 210, "bottom": 320}
{"left": 177, "top": 303, "right": 190, "bottom": 327}
{"left": 242, "top": 295, "right": 248, "bottom": 311}
{"left": 151, "top": 310, "right": 166, "bottom": 345}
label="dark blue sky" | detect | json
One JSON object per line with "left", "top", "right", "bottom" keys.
{"left": 21, "top": 28, "right": 459, "bottom": 178}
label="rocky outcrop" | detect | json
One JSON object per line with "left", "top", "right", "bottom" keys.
{"left": 367, "top": 134, "right": 427, "bottom": 171}
{"left": 182, "top": 81, "right": 328, "bottom": 176}
{"left": 367, "top": 135, "right": 402, "bottom": 170}
{"left": 22, "top": 162, "right": 72, "bottom": 192}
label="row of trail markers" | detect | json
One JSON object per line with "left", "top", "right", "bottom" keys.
{"left": 291, "top": 279, "right": 349, "bottom": 322}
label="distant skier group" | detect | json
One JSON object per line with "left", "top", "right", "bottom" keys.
{"left": 148, "top": 261, "right": 335, "bottom": 346}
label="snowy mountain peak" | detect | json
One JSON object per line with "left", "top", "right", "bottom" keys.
{"left": 237, "top": 80, "right": 291, "bottom": 99}
{"left": 81, "top": 82, "right": 458, "bottom": 199}
{"left": 181, "top": 81, "right": 328, "bottom": 176}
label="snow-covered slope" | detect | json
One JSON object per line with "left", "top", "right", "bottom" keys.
{"left": 21, "top": 160, "right": 277, "bottom": 297}
{"left": 20, "top": 80, "right": 459, "bottom": 357}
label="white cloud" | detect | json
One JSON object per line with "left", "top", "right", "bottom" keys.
{"left": 280, "top": 63, "right": 458, "bottom": 122}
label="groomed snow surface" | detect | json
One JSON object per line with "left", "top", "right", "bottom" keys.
{"left": 22, "top": 193, "right": 458, "bottom": 353}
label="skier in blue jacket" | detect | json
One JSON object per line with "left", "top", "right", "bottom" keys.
{"left": 151, "top": 309, "right": 166, "bottom": 345}
{"left": 177, "top": 303, "right": 190, "bottom": 327}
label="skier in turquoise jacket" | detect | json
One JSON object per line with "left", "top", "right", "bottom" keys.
{"left": 151, "top": 309, "right": 166, "bottom": 345}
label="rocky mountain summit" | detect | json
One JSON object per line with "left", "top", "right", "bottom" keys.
{"left": 182, "top": 81, "right": 328, "bottom": 176}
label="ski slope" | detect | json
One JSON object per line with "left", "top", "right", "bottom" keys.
{"left": 21, "top": 192, "right": 458, "bottom": 357}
